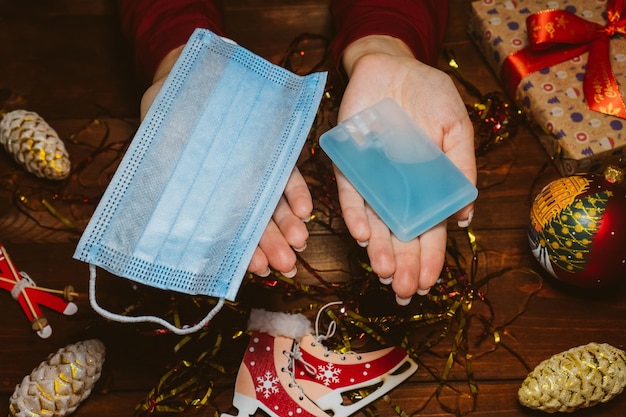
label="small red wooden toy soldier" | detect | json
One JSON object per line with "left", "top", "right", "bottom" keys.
{"left": 0, "top": 244, "right": 78, "bottom": 338}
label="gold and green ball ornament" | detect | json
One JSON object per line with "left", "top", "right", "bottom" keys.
{"left": 519, "top": 342, "right": 626, "bottom": 412}
{"left": 528, "top": 166, "right": 626, "bottom": 287}
{"left": 8, "top": 339, "right": 106, "bottom": 417}
{"left": 0, "top": 109, "right": 71, "bottom": 180}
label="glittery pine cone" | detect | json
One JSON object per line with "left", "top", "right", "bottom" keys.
{"left": 0, "top": 109, "right": 71, "bottom": 180}
{"left": 518, "top": 342, "right": 626, "bottom": 413}
{"left": 9, "top": 339, "right": 106, "bottom": 417}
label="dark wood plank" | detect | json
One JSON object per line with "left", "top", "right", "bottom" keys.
{"left": 2, "top": 0, "right": 626, "bottom": 416}
{"left": 0, "top": 7, "right": 139, "bottom": 120}
{"left": 224, "top": 1, "right": 332, "bottom": 63}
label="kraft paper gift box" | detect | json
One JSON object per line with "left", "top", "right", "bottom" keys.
{"left": 468, "top": 0, "right": 626, "bottom": 175}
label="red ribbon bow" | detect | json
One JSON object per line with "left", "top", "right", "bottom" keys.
{"left": 502, "top": 0, "right": 626, "bottom": 118}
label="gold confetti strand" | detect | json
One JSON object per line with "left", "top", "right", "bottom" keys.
{"left": 471, "top": 268, "right": 543, "bottom": 371}
{"left": 157, "top": 377, "right": 202, "bottom": 411}
{"left": 173, "top": 335, "right": 195, "bottom": 355}
{"left": 322, "top": 306, "right": 357, "bottom": 353}
{"left": 469, "top": 231, "right": 479, "bottom": 281}
{"left": 429, "top": 230, "right": 539, "bottom": 415}
{"left": 436, "top": 351, "right": 478, "bottom": 416}
{"left": 142, "top": 361, "right": 197, "bottom": 414}
{"left": 444, "top": 48, "right": 483, "bottom": 98}
{"left": 135, "top": 366, "right": 179, "bottom": 413}
{"left": 179, "top": 365, "right": 216, "bottom": 410}
{"left": 136, "top": 318, "right": 239, "bottom": 415}
{"left": 41, "top": 197, "right": 76, "bottom": 230}
{"left": 424, "top": 230, "right": 478, "bottom": 414}
{"left": 136, "top": 362, "right": 205, "bottom": 414}
{"left": 173, "top": 324, "right": 215, "bottom": 354}
{"left": 12, "top": 189, "right": 82, "bottom": 237}
{"left": 189, "top": 383, "right": 213, "bottom": 408}
{"left": 359, "top": 402, "right": 381, "bottom": 417}
{"left": 275, "top": 273, "right": 317, "bottom": 295}
{"left": 203, "top": 334, "right": 227, "bottom": 375}
{"left": 302, "top": 303, "right": 352, "bottom": 353}
{"left": 444, "top": 49, "right": 522, "bottom": 156}
{"left": 382, "top": 394, "right": 411, "bottom": 417}
{"left": 345, "top": 311, "right": 394, "bottom": 348}
{"left": 418, "top": 299, "right": 463, "bottom": 350}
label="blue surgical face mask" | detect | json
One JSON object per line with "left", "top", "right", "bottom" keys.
{"left": 74, "top": 29, "right": 327, "bottom": 334}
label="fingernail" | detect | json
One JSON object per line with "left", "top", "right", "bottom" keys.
{"left": 417, "top": 288, "right": 430, "bottom": 296}
{"left": 458, "top": 210, "right": 474, "bottom": 228}
{"left": 293, "top": 242, "right": 307, "bottom": 252}
{"left": 258, "top": 268, "right": 271, "bottom": 277}
{"left": 395, "top": 295, "right": 412, "bottom": 306}
{"left": 357, "top": 240, "right": 369, "bottom": 248}
{"left": 379, "top": 276, "right": 393, "bottom": 285}
{"left": 281, "top": 266, "right": 297, "bottom": 278}
{"left": 301, "top": 215, "right": 312, "bottom": 223}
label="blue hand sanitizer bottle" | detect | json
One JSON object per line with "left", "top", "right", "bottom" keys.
{"left": 319, "top": 98, "right": 477, "bottom": 242}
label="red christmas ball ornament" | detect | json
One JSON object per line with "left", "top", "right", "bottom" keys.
{"left": 528, "top": 166, "right": 626, "bottom": 287}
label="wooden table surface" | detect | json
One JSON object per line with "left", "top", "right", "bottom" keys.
{"left": 1, "top": 1, "right": 625, "bottom": 416}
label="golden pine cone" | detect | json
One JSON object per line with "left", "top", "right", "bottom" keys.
{"left": 9, "top": 339, "right": 106, "bottom": 417}
{"left": 0, "top": 109, "right": 71, "bottom": 180}
{"left": 518, "top": 342, "right": 626, "bottom": 413}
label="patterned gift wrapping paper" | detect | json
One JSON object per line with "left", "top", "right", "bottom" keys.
{"left": 469, "top": 0, "right": 626, "bottom": 175}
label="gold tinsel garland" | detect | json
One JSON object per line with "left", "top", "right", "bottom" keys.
{"left": 130, "top": 226, "right": 543, "bottom": 417}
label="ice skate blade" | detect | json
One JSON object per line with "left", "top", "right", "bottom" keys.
{"left": 313, "top": 357, "right": 418, "bottom": 417}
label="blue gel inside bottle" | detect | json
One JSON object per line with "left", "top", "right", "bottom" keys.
{"left": 319, "top": 98, "right": 477, "bottom": 242}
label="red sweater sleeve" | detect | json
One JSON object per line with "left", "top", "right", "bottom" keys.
{"left": 118, "top": 0, "right": 226, "bottom": 85}
{"left": 330, "top": 0, "right": 449, "bottom": 67}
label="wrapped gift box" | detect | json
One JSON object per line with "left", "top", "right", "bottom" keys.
{"left": 468, "top": 0, "right": 626, "bottom": 175}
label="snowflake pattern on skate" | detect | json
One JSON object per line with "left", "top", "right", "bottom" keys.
{"left": 256, "top": 371, "right": 280, "bottom": 398}
{"left": 316, "top": 363, "right": 341, "bottom": 386}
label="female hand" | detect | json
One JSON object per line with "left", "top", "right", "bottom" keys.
{"left": 337, "top": 35, "right": 477, "bottom": 304}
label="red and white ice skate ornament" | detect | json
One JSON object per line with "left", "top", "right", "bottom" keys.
{"left": 222, "top": 306, "right": 417, "bottom": 417}
{"left": 0, "top": 244, "right": 78, "bottom": 338}
{"left": 294, "top": 303, "right": 417, "bottom": 417}
{"left": 225, "top": 331, "right": 331, "bottom": 417}
{"left": 295, "top": 333, "right": 417, "bottom": 417}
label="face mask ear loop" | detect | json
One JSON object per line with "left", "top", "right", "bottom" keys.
{"left": 88, "top": 264, "right": 224, "bottom": 335}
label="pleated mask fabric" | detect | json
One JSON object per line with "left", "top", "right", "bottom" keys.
{"left": 74, "top": 29, "right": 327, "bottom": 334}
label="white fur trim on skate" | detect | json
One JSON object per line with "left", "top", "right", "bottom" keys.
{"left": 248, "top": 309, "right": 312, "bottom": 339}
